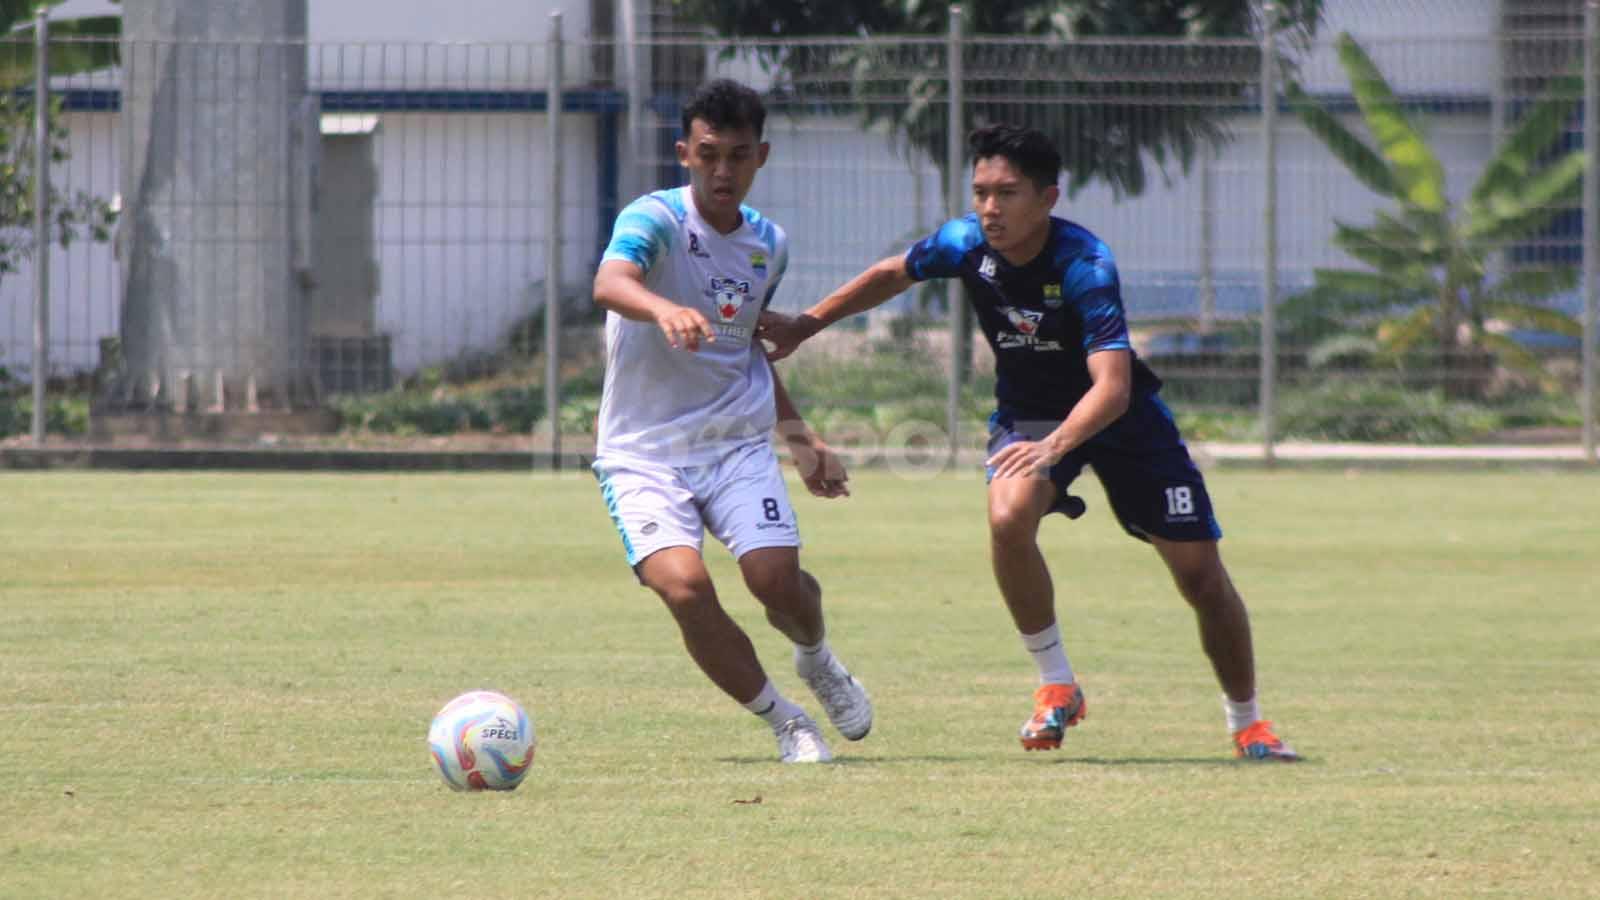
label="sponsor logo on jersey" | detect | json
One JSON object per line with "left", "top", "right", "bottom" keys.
{"left": 995, "top": 305, "right": 1063, "bottom": 351}
{"left": 1043, "top": 283, "right": 1064, "bottom": 309}
{"left": 1002, "top": 306, "right": 1042, "bottom": 336}
{"left": 978, "top": 254, "right": 998, "bottom": 280}
{"left": 710, "top": 276, "right": 753, "bottom": 322}
{"left": 688, "top": 232, "right": 711, "bottom": 258}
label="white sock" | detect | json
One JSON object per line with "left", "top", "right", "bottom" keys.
{"left": 1021, "top": 623, "right": 1075, "bottom": 685}
{"left": 793, "top": 638, "right": 834, "bottom": 678}
{"left": 744, "top": 680, "right": 806, "bottom": 729}
{"left": 1223, "top": 694, "right": 1261, "bottom": 733}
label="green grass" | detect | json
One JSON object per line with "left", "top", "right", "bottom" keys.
{"left": 1, "top": 469, "right": 1597, "bottom": 898}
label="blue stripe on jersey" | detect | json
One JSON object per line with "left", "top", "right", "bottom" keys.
{"left": 601, "top": 190, "right": 682, "bottom": 273}
{"left": 1062, "top": 248, "right": 1118, "bottom": 298}
{"left": 743, "top": 204, "right": 789, "bottom": 308}
{"left": 742, "top": 205, "right": 780, "bottom": 254}
{"left": 657, "top": 187, "right": 689, "bottom": 219}
{"left": 904, "top": 214, "right": 984, "bottom": 281}
{"left": 1059, "top": 231, "right": 1128, "bottom": 355}
{"left": 1079, "top": 287, "right": 1133, "bottom": 354}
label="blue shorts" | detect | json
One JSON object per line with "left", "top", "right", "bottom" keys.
{"left": 986, "top": 394, "right": 1222, "bottom": 543}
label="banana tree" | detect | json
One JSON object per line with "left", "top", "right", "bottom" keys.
{"left": 1284, "top": 32, "right": 1584, "bottom": 395}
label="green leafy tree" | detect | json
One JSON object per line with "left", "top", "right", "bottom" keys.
{"left": 1284, "top": 32, "right": 1584, "bottom": 394}
{"left": 0, "top": 1, "right": 120, "bottom": 282}
{"left": 670, "top": 0, "right": 1323, "bottom": 197}
{"left": 0, "top": 1, "right": 120, "bottom": 83}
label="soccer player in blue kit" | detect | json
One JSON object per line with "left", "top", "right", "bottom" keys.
{"left": 760, "top": 124, "right": 1298, "bottom": 761}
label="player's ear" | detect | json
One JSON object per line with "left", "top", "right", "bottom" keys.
{"left": 675, "top": 139, "right": 690, "bottom": 169}
{"left": 1042, "top": 183, "right": 1060, "bottom": 209}
{"left": 756, "top": 141, "right": 770, "bottom": 168}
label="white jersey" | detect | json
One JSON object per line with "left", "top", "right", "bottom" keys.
{"left": 596, "top": 187, "right": 789, "bottom": 465}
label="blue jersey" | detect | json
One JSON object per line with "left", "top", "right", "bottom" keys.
{"left": 904, "top": 215, "right": 1160, "bottom": 420}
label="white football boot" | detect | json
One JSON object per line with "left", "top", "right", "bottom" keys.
{"left": 799, "top": 652, "right": 873, "bottom": 741}
{"left": 774, "top": 714, "right": 833, "bottom": 763}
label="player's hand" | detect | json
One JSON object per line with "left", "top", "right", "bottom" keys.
{"left": 986, "top": 439, "right": 1062, "bottom": 480}
{"left": 787, "top": 433, "right": 850, "bottom": 498}
{"left": 757, "top": 311, "right": 822, "bottom": 361}
{"left": 656, "top": 305, "right": 716, "bottom": 351}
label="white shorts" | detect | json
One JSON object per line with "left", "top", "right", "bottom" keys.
{"left": 592, "top": 440, "right": 801, "bottom": 568}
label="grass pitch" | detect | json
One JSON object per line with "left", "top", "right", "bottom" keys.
{"left": 1, "top": 467, "right": 1596, "bottom": 898}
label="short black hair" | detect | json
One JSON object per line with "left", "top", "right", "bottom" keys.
{"left": 968, "top": 124, "right": 1061, "bottom": 191}
{"left": 681, "top": 79, "right": 767, "bottom": 139}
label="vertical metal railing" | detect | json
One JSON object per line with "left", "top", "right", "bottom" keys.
{"left": 945, "top": 4, "right": 965, "bottom": 460}
{"left": 1259, "top": 2, "right": 1280, "bottom": 461}
{"left": 29, "top": 9, "right": 50, "bottom": 444}
{"left": 545, "top": 12, "right": 565, "bottom": 466}
{"left": 1585, "top": 0, "right": 1599, "bottom": 463}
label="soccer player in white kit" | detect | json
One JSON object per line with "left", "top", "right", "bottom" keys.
{"left": 591, "top": 79, "right": 872, "bottom": 763}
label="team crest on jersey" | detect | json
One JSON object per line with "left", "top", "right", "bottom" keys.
{"left": 710, "top": 276, "right": 752, "bottom": 322}
{"left": 1043, "top": 283, "right": 1064, "bottom": 309}
{"left": 750, "top": 251, "right": 767, "bottom": 273}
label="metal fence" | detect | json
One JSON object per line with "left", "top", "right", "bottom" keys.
{"left": 1, "top": 10, "right": 1596, "bottom": 461}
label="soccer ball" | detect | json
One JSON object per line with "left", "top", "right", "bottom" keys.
{"left": 427, "top": 690, "right": 537, "bottom": 791}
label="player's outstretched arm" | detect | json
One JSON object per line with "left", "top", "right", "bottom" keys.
{"left": 768, "top": 359, "right": 849, "bottom": 499}
{"left": 759, "top": 255, "right": 916, "bottom": 361}
{"left": 594, "top": 259, "right": 717, "bottom": 352}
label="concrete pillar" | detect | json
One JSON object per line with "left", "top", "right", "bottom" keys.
{"left": 113, "top": 0, "right": 319, "bottom": 422}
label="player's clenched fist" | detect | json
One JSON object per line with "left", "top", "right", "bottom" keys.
{"left": 655, "top": 305, "right": 717, "bottom": 351}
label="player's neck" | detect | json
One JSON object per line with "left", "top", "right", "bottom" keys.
{"left": 994, "top": 222, "right": 1051, "bottom": 267}
{"left": 688, "top": 187, "right": 744, "bottom": 235}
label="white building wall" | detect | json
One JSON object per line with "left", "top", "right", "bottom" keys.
{"left": 368, "top": 112, "right": 600, "bottom": 372}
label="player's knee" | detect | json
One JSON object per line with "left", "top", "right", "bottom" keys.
{"left": 989, "top": 502, "right": 1040, "bottom": 545}
{"left": 651, "top": 573, "right": 716, "bottom": 616}
{"left": 742, "top": 560, "right": 804, "bottom": 603}
{"left": 1174, "top": 563, "right": 1229, "bottom": 609}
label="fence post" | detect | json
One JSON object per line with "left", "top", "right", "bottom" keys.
{"left": 1585, "top": 0, "right": 1598, "bottom": 463}
{"left": 546, "top": 11, "right": 565, "bottom": 467}
{"left": 1199, "top": 145, "right": 1216, "bottom": 336}
{"left": 946, "top": 3, "right": 965, "bottom": 462}
{"left": 30, "top": 8, "right": 50, "bottom": 444}
{"left": 1258, "top": 2, "right": 1280, "bottom": 463}
{"left": 616, "top": 0, "right": 644, "bottom": 202}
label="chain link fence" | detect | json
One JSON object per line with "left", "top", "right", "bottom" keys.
{"left": 1, "top": 14, "right": 1595, "bottom": 460}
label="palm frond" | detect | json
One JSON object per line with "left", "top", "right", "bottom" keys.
{"left": 1376, "top": 304, "right": 1437, "bottom": 356}
{"left": 1477, "top": 330, "right": 1545, "bottom": 376}
{"left": 1286, "top": 80, "right": 1400, "bottom": 199}
{"left": 1336, "top": 33, "right": 1448, "bottom": 214}
{"left": 1485, "top": 267, "right": 1581, "bottom": 303}
{"left": 1477, "top": 298, "right": 1582, "bottom": 337}
{"left": 1463, "top": 151, "right": 1586, "bottom": 244}
{"left": 1470, "top": 73, "right": 1583, "bottom": 210}
{"left": 1331, "top": 221, "right": 1427, "bottom": 272}
{"left": 1306, "top": 333, "right": 1379, "bottom": 369}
